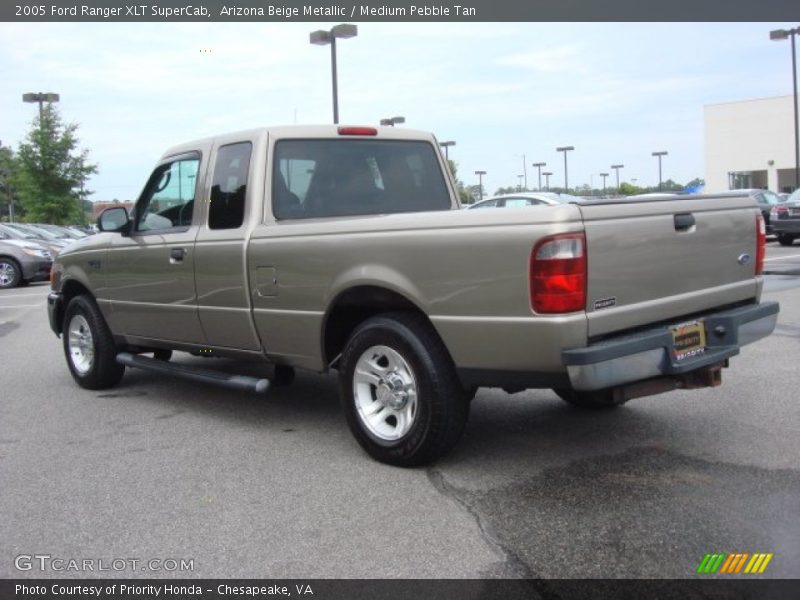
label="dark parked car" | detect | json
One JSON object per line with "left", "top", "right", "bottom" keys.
{"left": 712, "top": 189, "right": 784, "bottom": 234}
{"left": 771, "top": 188, "right": 800, "bottom": 246}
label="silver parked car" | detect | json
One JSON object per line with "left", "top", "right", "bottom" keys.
{"left": 467, "top": 192, "right": 581, "bottom": 209}
{"left": 0, "top": 233, "right": 53, "bottom": 289}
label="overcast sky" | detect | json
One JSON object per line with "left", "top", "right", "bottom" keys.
{"left": 0, "top": 21, "right": 796, "bottom": 199}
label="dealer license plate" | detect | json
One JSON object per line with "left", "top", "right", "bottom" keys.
{"left": 671, "top": 320, "right": 707, "bottom": 361}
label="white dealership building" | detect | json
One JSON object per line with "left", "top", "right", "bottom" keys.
{"left": 704, "top": 95, "right": 798, "bottom": 193}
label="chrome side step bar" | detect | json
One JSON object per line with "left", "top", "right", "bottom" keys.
{"left": 116, "top": 352, "right": 270, "bottom": 394}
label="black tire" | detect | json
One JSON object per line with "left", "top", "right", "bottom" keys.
{"left": 153, "top": 349, "right": 172, "bottom": 361}
{"left": 62, "top": 295, "right": 125, "bottom": 390}
{"left": 553, "top": 387, "right": 626, "bottom": 410}
{"left": 339, "top": 311, "right": 470, "bottom": 467}
{"left": 777, "top": 234, "right": 795, "bottom": 247}
{"left": 0, "top": 258, "right": 22, "bottom": 289}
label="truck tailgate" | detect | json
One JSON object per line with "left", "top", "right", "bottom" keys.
{"left": 578, "top": 195, "right": 761, "bottom": 338}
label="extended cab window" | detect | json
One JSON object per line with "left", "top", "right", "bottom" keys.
{"left": 273, "top": 140, "right": 451, "bottom": 219}
{"left": 209, "top": 142, "right": 251, "bottom": 230}
{"left": 136, "top": 155, "right": 200, "bottom": 232}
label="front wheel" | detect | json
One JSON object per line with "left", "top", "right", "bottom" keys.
{"left": 339, "top": 312, "right": 470, "bottom": 467}
{"left": 63, "top": 295, "right": 125, "bottom": 390}
{"left": 777, "top": 234, "right": 796, "bottom": 247}
{"left": 0, "top": 258, "right": 22, "bottom": 289}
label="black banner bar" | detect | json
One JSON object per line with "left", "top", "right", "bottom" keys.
{"left": 2, "top": 0, "right": 799, "bottom": 22}
{"left": 2, "top": 579, "right": 799, "bottom": 600}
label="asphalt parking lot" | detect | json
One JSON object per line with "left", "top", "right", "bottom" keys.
{"left": 1, "top": 242, "right": 799, "bottom": 581}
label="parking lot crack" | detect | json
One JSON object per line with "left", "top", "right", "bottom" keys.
{"left": 427, "top": 468, "right": 558, "bottom": 596}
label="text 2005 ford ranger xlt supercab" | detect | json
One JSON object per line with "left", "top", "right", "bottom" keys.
{"left": 47, "top": 125, "right": 778, "bottom": 466}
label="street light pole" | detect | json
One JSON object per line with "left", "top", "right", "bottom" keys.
{"left": 770, "top": 27, "right": 800, "bottom": 189}
{"left": 543, "top": 172, "right": 552, "bottom": 190}
{"left": 532, "top": 162, "right": 546, "bottom": 191}
{"left": 22, "top": 92, "right": 60, "bottom": 121}
{"left": 475, "top": 170, "right": 486, "bottom": 200}
{"left": 439, "top": 141, "right": 456, "bottom": 161}
{"left": 556, "top": 146, "right": 574, "bottom": 191}
{"left": 652, "top": 151, "right": 668, "bottom": 190}
{"left": 310, "top": 24, "right": 358, "bottom": 124}
{"left": 517, "top": 174, "right": 524, "bottom": 191}
{"left": 611, "top": 164, "right": 624, "bottom": 192}
{"left": 600, "top": 173, "right": 609, "bottom": 195}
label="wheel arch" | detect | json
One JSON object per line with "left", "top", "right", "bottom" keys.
{"left": 322, "top": 285, "right": 441, "bottom": 368}
{"left": 53, "top": 278, "right": 94, "bottom": 335}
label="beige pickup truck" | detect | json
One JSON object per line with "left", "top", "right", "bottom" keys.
{"left": 47, "top": 125, "right": 778, "bottom": 466}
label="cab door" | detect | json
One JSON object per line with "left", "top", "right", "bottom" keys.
{"left": 194, "top": 140, "right": 261, "bottom": 350}
{"left": 105, "top": 152, "right": 206, "bottom": 344}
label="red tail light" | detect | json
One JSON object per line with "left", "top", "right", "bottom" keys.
{"left": 530, "top": 233, "right": 587, "bottom": 314}
{"left": 338, "top": 126, "right": 377, "bottom": 136}
{"left": 756, "top": 214, "right": 766, "bottom": 275}
{"left": 771, "top": 206, "right": 789, "bottom": 218}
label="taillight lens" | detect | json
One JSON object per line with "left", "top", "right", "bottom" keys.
{"left": 756, "top": 214, "right": 766, "bottom": 276}
{"left": 771, "top": 206, "right": 788, "bottom": 218}
{"left": 530, "top": 233, "right": 587, "bottom": 314}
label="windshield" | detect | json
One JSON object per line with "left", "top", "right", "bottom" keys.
{"left": 788, "top": 189, "right": 800, "bottom": 204}
{"left": 0, "top": 224, "right": 35, "bottom": 239}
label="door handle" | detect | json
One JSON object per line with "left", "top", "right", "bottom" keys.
{"left": 674, "top": 213, "right": 695, "bottom": 231}
{"left": 169, "top": 247, "right": 187, "bottom": 263}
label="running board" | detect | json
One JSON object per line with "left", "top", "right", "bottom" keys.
{"left": 116, "top": 352, "right": 270, "bottom": 394}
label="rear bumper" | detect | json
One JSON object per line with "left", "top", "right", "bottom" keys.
{"left": 562, "top": 302, "right": 779, "bottom": 391}
{"left": 771, "top": 220, "right": 800, "bottom": 234}
{"left": 47, "top": 291, "right": 64, "bottom": 336}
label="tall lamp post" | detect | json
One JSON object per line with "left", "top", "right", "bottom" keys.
{"left": 610, "top": 164, "right": 624, "bottom": 192}
{"left": 514, "top": 154, "right": 527, "bottom": 189}
{"left": 23, "top": 92, "right": 59, "bottom": 120}
{"left": 652, "top": 151, "right": 668, "bottom": 190}
{"left": 599, "top": 173, "right": 609, "bottom": 196}
{"left": 543, "top": 171, "right": 552, "bottom": 190}
{"left": 532, "top": 162, "right": 546, "bottom": 190}
{"left": 770, "top": 27, "right": 800, "bottom": 189}
{"left": 556, "top": 146, "right": 574, "bottom": 191}
{"left": 380, "top": 116, "right": 405, "bottom": 127}
{"left": 475, "top": 170, "right": 486, "bottom": 200}
{"left": 309, "top": 24, "right": 358, "bottom": 124}
{"left": 439, "top": 140, "right": 456, "bottom": 161}
{"left": 517, "top": 174, "right": 524, "bottom": 191}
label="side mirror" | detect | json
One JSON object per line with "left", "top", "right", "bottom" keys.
{"left": 97, "top": 207, "right": 131, "bottom": 234}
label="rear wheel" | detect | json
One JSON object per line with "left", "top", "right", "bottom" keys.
{"left": 777, "top": 234, "right": 796, "bottom": 247}
{"left": 63, "top": 295, "right": 125, "bottom": 390}
{"left": 0, "top": 258, "right": 21, "bottom": 289}
{"left": 553, "top": 387, "right": 626, "bottom": 410}
{"left": 339, "top": 312, "right": 470, "bottom": 467}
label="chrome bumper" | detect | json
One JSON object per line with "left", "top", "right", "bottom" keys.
{"left": 562, "top": 302, "right": 779, "bottom": 391}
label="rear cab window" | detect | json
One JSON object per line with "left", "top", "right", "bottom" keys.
{"left": 272, "top": 139, "right": 451, "bottom": 219}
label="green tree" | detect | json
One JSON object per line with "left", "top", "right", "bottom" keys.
{"left": 0, "top": 144, "right": 22, "bottom": 222}
{"left": 446, "top": 159, "right": 473, "bottom": 205}
{"left": 13, "top": 104, "right": 97, "bottom": 224}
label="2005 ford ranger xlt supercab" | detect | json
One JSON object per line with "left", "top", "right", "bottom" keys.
{"left": 47, "top": 125, "right": 779, "bottom": 466}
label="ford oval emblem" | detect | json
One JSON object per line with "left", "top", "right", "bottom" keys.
{"left": 738, "top": 253, "right": 752, "bottom": 266}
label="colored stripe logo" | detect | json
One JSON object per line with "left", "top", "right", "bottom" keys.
{"left": 697, "top": 552, "right": 773, "bottom": 574}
